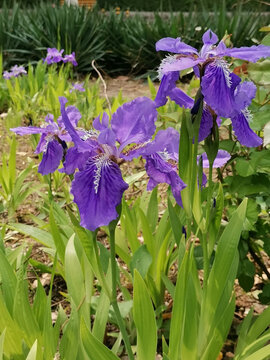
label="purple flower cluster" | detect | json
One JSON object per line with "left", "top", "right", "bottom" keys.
{"left": 3, "top": 65, "right": 27, "bottom": 79}
{"left": 155, "top": 29, "right": 270, "bottom": 147}
{"left": 43, "top": 48, "right": 78, "bottom": 66}
{"left": 69, "top": 83, "right": 85, "bottom": 93}
{"left": 10, "top": 95, "right": 229, "bottom": 231}
{"left": 10, "top": 29, "right": 269, "bottom": 231}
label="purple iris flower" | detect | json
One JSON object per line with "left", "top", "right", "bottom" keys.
{"left": 43, "top": 48, "right": 64, "bottom": 65}
{"left": 3, "top": 65, "right": 27, "bottom": 79}
{"left": 155, "top": 29, "right": 267, "bottom": 147}
{"left": 154, "top": 72, "right": 221, "bottom": 142}
{"left": 69, "top": 82, "right": 85, "bottom": 93}
{"left": 63, "top": 52, "right": 78, "bottom": 66}
{"left": 156, "top": 29, "right": 270, "bottom": 119}
{"left": 59, "top": 96, "right": 187, "bottom": 230}
{"left": 10, "top": 106, "right": 81, "bottom": 175}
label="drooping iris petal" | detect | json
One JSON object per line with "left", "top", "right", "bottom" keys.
{"left": 111, "top": 97, "right": 157, "bottom": 153}
{"left": 200, "top": 150, "right": 231, "bottom": 168}
{"left": 233, "top": 81, "right": 257, "bottom": 113}
{"left": 201, "top": 60, "right": 241, "bottom": 118}
{"left": 155, "top": 37, "right": 198, "bottom": 54}
{"left": 10, "top": 126, "right": 45, "bottom": 136}
{"left": 198, "top": 107, "right": 214, "bottom": 142}
{"left": 59, "top": 147, "right": 92, "bottom": 174}
{"left": 38, "top": 139, "right": 63, "bottom": 175}
{"left": 169, "top": 88, "right": 194, "bottom": 109}
{"left": 71, "top": 156, "right": 128, "bottom": 231}
{"left": 144, "top": 153, "right": 186, "bottom": 207}
{"left": 155, "top": 72, "right": 179, "bottom": 107}
{"left": 159, "top": 56, "right": 201, "bottom": 75}
{"left": 155, "top": 72, "right": 194, "bottom": 108}
{"left": 93, "top": 113, "right": 109, "bottom": 131}
{"left": 35, "top": 133, "right": 48, "bottom": 154}
{"left": 231, "top": 110, "right": 262, "bottom": 147}
{"left": 222, "top": 45, "right": 270, "bottom": 63}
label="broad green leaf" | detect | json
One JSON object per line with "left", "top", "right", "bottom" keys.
{"left": 146, "top": 187, "right": 158, "bottom": 233}
{"left": 208, "top": 182, "right": 224, "bottom": 256}
{"left": 168, "top": 198, "right": 182, "bottom": 246}
{"left": 80, "top": 319, "right": 120, "bottom": 360}
{"left": 7, "top": 223, "right": 54, "bottom": 248}
{"left": 138, "top": 208, "right": 155, "bottom": 258}
{"left": 26, "top": 340, "right": 38, "bottom": 360}
{"left": 0, "top": 249, "right": 17, "bottom": 314}
{"left": 65, "top": 235, "right": 88, "bottom": 323}
{"left": 235, "top": 158, "right": 256, "bottom": 177}
{"left": 263, "top": 121, "right": 270, "bottom": 147}
{"left": 243, "top": 344, "right": 270, "bottom": 360}
{"left": 59, "top": 305, "right": 79, "bottom": 360}
{"left": 13, "top": 264, "right": 40, "bottom": 346}
{"left": 92, "top": 290, "right": 110, "bottom": 341}
{"left": 198, "top": 198, "right": 247, "bottom": 355}
{"left": 0, "top": 329, "right": 6, "bottom": 360}
{"left": 133, "top": 270, "right": 157, "bottom": 360}
{"left": 130, "top": 245, "right": 152, "bottom": 279}
{"left": 124, "top": 171, "right": 146, "bottom": 185}
{"left": 0, "top": 292, "right": 24, "bottom": 357}
{"left": 246, "top": 306, "right": 270, "bottom": 345}
{"left": 180, "top": 249, "right": 201, "bottom": 360}
{"left": 248, "top": 60, "right": 270, "bottom": 85}
{"left": 168, "top": 250, "right": 189, "bottom": 360}
{"left": 235, "top": 308, "right": 254, "bottom": 356}
{"left": 49, "top": 205, "right": 66, "bottom": 264}
{"left": 237, "top": 332, "right": 270, "bottom": 360}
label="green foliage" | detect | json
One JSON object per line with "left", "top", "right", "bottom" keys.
{"left": 0, "top": 136, "right": 40, "bottom": 217}
{"left": 97, "top": 0, "right": 269, "bottom": 11}
{"left": 0, "top": 2, "right": 269, "bottom": 76}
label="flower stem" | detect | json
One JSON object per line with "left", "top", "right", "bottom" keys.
{"left": 203, "top": 162, "right": 213, "bottom": 284}
{"left": 92, "top": 235, "right": 111, "bottom": 300}
{"left": 109, "top": 227, "right": 134, "bottom": 360}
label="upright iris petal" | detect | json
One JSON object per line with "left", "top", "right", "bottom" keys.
{"left": 111, "top": 97, "right": 157, "bottom": 153}
{"left": 71, "top": 157, "right": 128, "bottom": 231}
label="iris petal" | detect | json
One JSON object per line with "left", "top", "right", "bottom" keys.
{"left": 222, "top": 45, "right": 270, "bottom": 63}
{"left": 38, "top": 139, "right": 63, "bottom": 175}
{"left": 111, "top": 97, "right": 157, "bottom": 153}
{"left": 155, "top": 37, "right": 198, "bottom": 54}
{"left": 144, "top": 153, "right": 186, "bottom": 207}
{"left": 71, "top": 157, "right": 128, "bottom": 231}
{"left": 155, "top": 72, "right": 194, "bottom": 108}
{"left": 201, "top": 61, "right": 241, "bottom": 118}
{"left": 60, "top": 147, "right": 92, "bottom": 174}
{"left": 231, "top": 110, "right": 262, "bottom": 147}
{"left": 10, "top": 126, "right": 45, "bottom": 136}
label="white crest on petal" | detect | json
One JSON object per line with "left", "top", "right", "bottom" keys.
{"left": 241, "top": 108, "right": 253, "bottom": 123}
{"left": 93, "top": 154, "right": 111, "bottom": 194}
{"left": 214, "top": 59, "right": 232, "bottom": 88}
{"left": 158, "top": 55, "right": 178, "bottom": 79}
{"left": 80, "top": 129, "right": 99, "bottom": 141}
{"left": 158, "top": 148, "right": 170, "bottom": 161}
